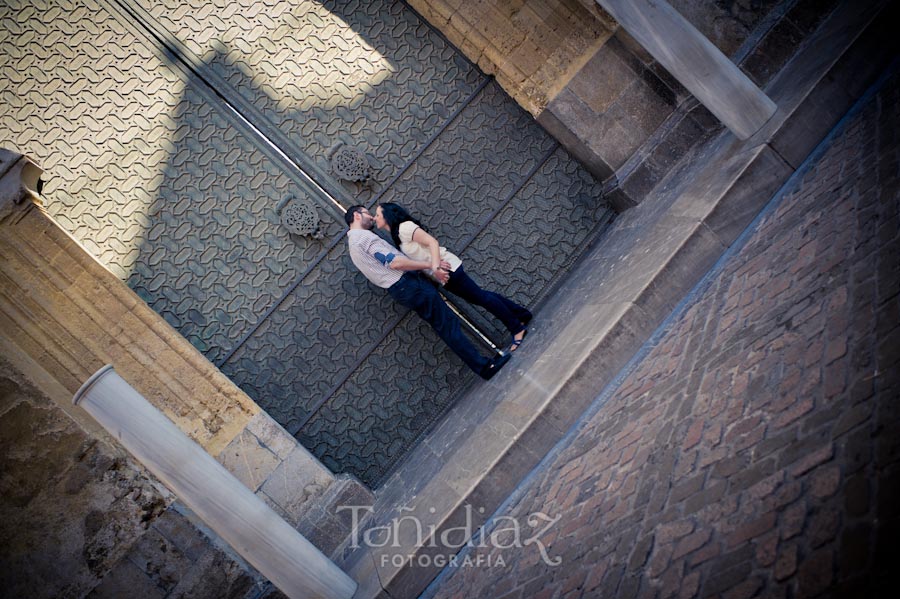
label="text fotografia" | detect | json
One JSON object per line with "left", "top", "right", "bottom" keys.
{"left": 336, "top": 504, "right": 561, "bottom": 567}
{"left": 382, "top": 553, "right": 508, "bottom": 569}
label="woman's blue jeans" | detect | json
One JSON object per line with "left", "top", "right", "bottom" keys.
{"left": 444, "top": 266, "right": 530, "bottom": 335}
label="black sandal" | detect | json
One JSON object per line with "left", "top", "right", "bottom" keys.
{"left": 509, "top": 328, "right": 528, "bottom": 352}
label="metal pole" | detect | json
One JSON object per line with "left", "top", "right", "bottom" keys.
{"left": 439, "top": 291, "right": 503, "bottom": 355}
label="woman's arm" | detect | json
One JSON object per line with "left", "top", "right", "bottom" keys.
{"left": 388, "top": 254, "right": 450, "bottom": 283}
{"left": 412, "top": 227, "right": 443, "bottom": 272}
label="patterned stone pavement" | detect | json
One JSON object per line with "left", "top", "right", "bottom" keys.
{"left": 0, "top": 0, "right": 614, "bottom": 485}
{"left": 0, "top": 0, "right": 335, "bottom": 364}
{"left": 133, "top": 0, "right": 485, "bottom": 188}
{"left": 427, "top": 67, "right": 899, "bottom": 598}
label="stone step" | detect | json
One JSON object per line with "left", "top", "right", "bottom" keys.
{"left": 337, "top": 1, "right": 898, "bottom": 596}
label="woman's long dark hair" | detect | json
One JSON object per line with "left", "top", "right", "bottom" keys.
{"left": 379, "top": 202, "right": 427, "bottom": 248}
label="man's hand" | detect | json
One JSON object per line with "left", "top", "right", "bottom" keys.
{"left": 432, "top": 268, "right": 449, "bottom": 285}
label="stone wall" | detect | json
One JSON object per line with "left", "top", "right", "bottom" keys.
{"left": 407, "top": 0, "right": 616, "bottom": 115}
{"left": 0, "top": 152, "right": 258, "bottom": 456}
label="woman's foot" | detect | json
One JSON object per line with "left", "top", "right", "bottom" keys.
{"left": 509, "top": 328, "right": 527, "bottom": 352}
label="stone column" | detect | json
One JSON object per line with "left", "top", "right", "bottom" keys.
{"left": 74, "top": 365, "right": 357, "bottom": 599}
{"left": 596, "top": 0, "right": 777, "bottom": 139}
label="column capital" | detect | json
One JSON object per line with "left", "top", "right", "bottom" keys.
{"left": 0, "top": 149, "right": 43, "bottom": 222}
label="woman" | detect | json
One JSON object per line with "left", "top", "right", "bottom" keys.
{"left": 375, "top": 202, "right": 531, "bottom": 351}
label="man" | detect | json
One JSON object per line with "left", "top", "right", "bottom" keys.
{"left": 344, "top": 205, "right": 511, "bottom": 380}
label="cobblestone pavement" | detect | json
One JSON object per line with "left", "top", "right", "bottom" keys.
{"left": 428, "top": 68, "right": 899, "bottom": 598}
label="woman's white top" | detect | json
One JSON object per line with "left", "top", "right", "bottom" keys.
{"left": 398, "top": 220, "right": 463, "bottom": 272}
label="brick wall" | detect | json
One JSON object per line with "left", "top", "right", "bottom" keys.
{"left": 429, "top": 68, "right": 899, "bottom": 599}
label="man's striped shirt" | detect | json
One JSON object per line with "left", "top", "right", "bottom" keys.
{"left": 346, "top": 228, "right": 403, "bottom": 289}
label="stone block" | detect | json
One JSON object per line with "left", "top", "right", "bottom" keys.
{"left": 603, "top": 185, "right": 637, "bottom": 213}
{"left": 568, "top": 44, "right": 635, "bottom": 115}
{"left": 465, "top": 445, "right": 543, "bottom": 516}
{"left": 297, "top": 475, "right": 375, "bottom": 555}
{"left": 246, "top": 410, "right": 302, "bottom": 461}
{"left": 86, "top": 558, "right": 165, "bottom": 599}
{"left": 374, "top": 443, "right": 443, "bottom": 510}
{"left": 126, "top": 528, "right": 193, "bottom": 594}
{"left": 216, "top": 429, "right": 281, "bottom": 492}
{"left": 668, "top": 140, "right": 792, "bottom": 249}
{"left": 615, "top": 78, "right": 675, "bottom": 138}
{"left": 151, "top": 507, "right": 213, "bottom": 563}
{"left": 771, "top": 5, "right": 895, "bottom": 169}
{"left": 645, "top": 112, "right": 706, "bottom": 175}
{"left": 258, "top": 444, "right": 333, "bottom": 519}
{"left": 618, "top": 162, "right": 657, "bottom": 204}
{"left": 536, "top": 103, "right": 614, "bottom": 182}
{"left": 702, "top": 145, "right": 793, "bottom": 246}
{"left": 785, "top": 0, "right": 841, "bottom": 37}
{"left": 297, "top": 509, "right": 357, "bottom": 561}
{"left": 508, "top": 38, "right": 549, "bottom": 79}
{"left": 539, "top": 307, "right": 656, "bottom": 426}
{"left": 165, "top": 544, "right": 257, "bottom": 599}
{"left": 341, "top": 545, "right": 386, "bottom": 599}
{"left": 688, "top": 102, "right": 722, "bottom": 134}
{"left": 741, "top": 18, "right": 805, "bottom": 88}
{"left": 587, "top": 109, "right": 646, "bottom": 169}
{"left": 363, "top": 478, "right": 463, "bottom": 585}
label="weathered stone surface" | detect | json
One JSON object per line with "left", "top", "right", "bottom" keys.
{"left": 246, "top": 411, "right": 305, "bottom": 461}
{"left": 1, "top": 150, "right": 260, "bottom": 460}
{"left": 0, "top": 357, "right": 170, "bottom": 598}
{"left": 258, "top": 444, "right": 333, "bottom": 520}
{"left": 410, "top": 0, "right": 613, "bottom": 114}
{"left": 297, "top": 474, "right": 375, "bottom": 559}
{"left": 216, "top": 429, "right": 282, "bottom": 493}
{"left": 86, "top": 559, "right": 166, "bottom": 599}
{"left": 0, "top": 356, "right": 289, "bottom": 597}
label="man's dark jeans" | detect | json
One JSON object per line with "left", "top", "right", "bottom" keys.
{"left": 388, "top": 272, "right": 488, "bottom": 373}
